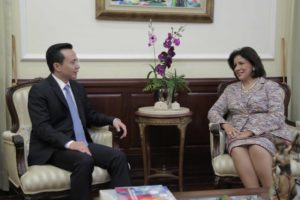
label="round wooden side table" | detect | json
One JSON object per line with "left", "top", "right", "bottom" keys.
{"left": 135, "top": 106, "right": 192, "bottom": 191}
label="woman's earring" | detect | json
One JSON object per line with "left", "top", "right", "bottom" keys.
{"left": 252, "top": 67, "right": 255, "bottom": 71}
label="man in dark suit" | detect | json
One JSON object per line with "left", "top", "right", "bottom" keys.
{"left": 28, "top": 43, "right": 131, "bottom": 200}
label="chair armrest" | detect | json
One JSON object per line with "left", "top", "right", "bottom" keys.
{"left": 2, "top": 131, "right": 27, "bottom": 188}
{"left": 209, "top": 123, "right": 226, "bottom": 158}
{"left": 109, "top": 126, "right": 125, "bottom": 149}
{"left": 286, "top": 119, "right": 296, "bottom": 127}
{"left": 88, "top": 126, "right": 113, "bottom": 147}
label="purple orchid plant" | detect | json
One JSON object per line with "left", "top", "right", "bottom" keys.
{"left": 144, "top": 20, "right": 190, "bottom": 94}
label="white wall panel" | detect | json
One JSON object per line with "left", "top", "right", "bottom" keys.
{"left": 19, "top": 0, "right": 276, "bottom": 61}
{"left": 13, "top": 0, "right": 294, "bottom": 79}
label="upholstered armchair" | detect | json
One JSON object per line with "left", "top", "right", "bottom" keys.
{"left": 3, "top": 79, "right": 113, "bottom": 199}
{"left": 209, "top": 81, "right": 300, "bottom": 187}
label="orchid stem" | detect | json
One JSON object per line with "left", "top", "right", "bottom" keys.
{"left": 153, "top": 45, "right": 157, "bottom": 72}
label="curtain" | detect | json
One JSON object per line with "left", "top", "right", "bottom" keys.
{"left": 291, "top": 1, "right": 300, "bottom": 121}
{"left": 0, "top": 0, "right": 12, "bottom": 191}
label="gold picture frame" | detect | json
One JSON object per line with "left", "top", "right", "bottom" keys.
{"left": 96, "top": 0, "right": 214, "bottom": 23}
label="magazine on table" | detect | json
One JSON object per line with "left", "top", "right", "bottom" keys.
{"left": 114, "top": 185, "right": 176, "bottom": 200}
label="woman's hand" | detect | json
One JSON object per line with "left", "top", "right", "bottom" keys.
{"left": 236, "top": 130, "right": 254, "bottom": 139}
{"left": 222, "top": 123, "right": 240, "bottom": 138}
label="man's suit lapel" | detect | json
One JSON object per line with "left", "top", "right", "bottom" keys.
{"left": 47, "top": 75, "right": 86, "bottom": 126}
{"left": 47, "top": 75, "right": 69, "bottom": 108}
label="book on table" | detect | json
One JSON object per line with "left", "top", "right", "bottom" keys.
{"left": 99, "top": 185, "right": 176, "bottom": 200}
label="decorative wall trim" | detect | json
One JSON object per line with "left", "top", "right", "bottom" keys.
{"left": 20, "top": 53, "right": 275, "bottom": 62}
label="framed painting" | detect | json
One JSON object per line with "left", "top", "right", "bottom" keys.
{"left": 96, "top": 0, "right": 214, "bottom": 23}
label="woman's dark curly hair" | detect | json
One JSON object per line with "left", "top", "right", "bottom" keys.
{"left": 227, "top": 47, "right": 266, "bottom": 79}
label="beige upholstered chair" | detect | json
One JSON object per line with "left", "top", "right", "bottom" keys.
{"left": 209, "top": 81, "right": 300, "bottom": 187}
{"left": 3, "top": 79, "right": 113, "bottom": 199}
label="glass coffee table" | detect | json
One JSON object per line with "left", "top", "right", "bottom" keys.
{"left": 173, "top": 187, "right": 269, "bottom": 200}
{"left": 98, "top": 187, "right": 269, "bottom": 200}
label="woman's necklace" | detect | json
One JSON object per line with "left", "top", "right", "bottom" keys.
{"left": 242, "top": 78, "right": 258, "bottom": 93}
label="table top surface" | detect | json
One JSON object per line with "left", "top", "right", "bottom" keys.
{"left": 173, "top": 187, "right": 269, "bottom": 199}
{"left": 136, "top": 106, "right": 192, "bottom": 118}
{"left": 98, "top": 187, "right": 269, "bottom": 200}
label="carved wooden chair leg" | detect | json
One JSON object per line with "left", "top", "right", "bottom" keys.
{"left": 214, "top": 176, "right": 221, "bottom": 188}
